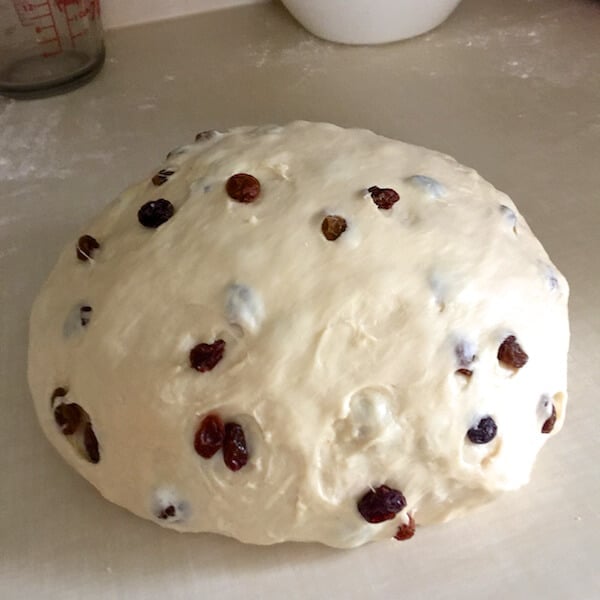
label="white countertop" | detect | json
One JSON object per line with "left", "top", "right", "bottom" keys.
{"left": 1, "top": 0, "right": 599, "bottom": 598}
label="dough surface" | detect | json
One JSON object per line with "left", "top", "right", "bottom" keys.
{"left": 28, "top": 122, "right": 569, "bottom": 547}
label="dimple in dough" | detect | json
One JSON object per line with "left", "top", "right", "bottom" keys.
{"left": 28, "top": 121, "right": 570, "bottom": 548}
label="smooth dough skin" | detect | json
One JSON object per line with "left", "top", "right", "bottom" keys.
{"left": 28, "top": 122, "right": 570, "bottom": 548}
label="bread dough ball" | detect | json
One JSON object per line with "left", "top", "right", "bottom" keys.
{"left": 28, "top": 122, "right": 569, "bottom": 548}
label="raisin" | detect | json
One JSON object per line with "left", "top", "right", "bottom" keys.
{"left": 76, "top": 235, "right": 100, "bottom": 261}
{"left": 455, "top": 368, "right": 473, "bottom": 377}
{"left": 151, "top": 169, "right": 175, "bottom": 186}
{"left": 321, "top": 215, "right": 347, "bottom": 241}
{"left": 189, "top": 339, "right": 226, "bottom": 372}
{"left": 394, "top": 514, "right": 416, "bottom": 541}
{"left": 194, "top": 414, "right": 225, "bottom": 458}
{"left": 226, "top": 173, "right": 261, "bottom": 203}
{"left": 80, "top": 306, "right": 92, "bottom": 327}
{"left": 368, "top": 186, "right": 399, "bottom": 210}
{"left": 542, "top": 405, "right": 557, "bottom": 434}
{"left": 195, "top": 130, "right": 218, "bottom": 142}
{"left": 357, "top": 485, "right": 406, "bottom": 524}
{"left": 223, "top": 422, "right": 248, "bottom": 471}
{"left": 137, "top": 199, "right": 175, "bottom": 228}
{"left": 497, "top": 335, "right": 528, "bottom": 368}
{"left": 467, "top": 416, "right": 497, "bottom": 444}
{"left": 51, "top": 387, "right": 68, "bottom": 405}
{"left": 83, "top": 422, "right": 100, "bottom": 464}
{"left": 157, "top": 505, "right": 177, "bottom": 519}
{"left": 54, "top": 403, "right": 83, "bottom": 435}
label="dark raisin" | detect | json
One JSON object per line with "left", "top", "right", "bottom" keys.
{"left": 151, "top": 169, "right": 175, "bottom": 186}
{"left": 51, "top": 387, "right": 68, "bottom": 405}
{"left": 223, "top": 422, "right": 248, "bottom": 471}
{"left": 80, "top": 306, "right": 92, "bottom": 327}
{"left": 357, "top": 485, "right": 406, "bottom": 524}
{"left": 467, "top": 416, "right": 497, "bottom": 444}
{"left": 455, "top": 368, "right": 473, "bottom": 377}
{"left": 137, "top": 199, "right": 175, "bottom": 228}
{"left": 497, "top": 335, "right": 529, "bottom": 368}
{"left": 321, "top": 215, "right": 347, "bottom": 241}
{"left": 195, "top": 130, "right": 218, "bottom": 142}
{"left": 368, "top": 186, "right": 399, "bottom": 210}
{"left": 83, "top": 422, "right": 100, "bottom": 464}
{"left": 394, "top": 514, "right": 416, "bottom": 541}
{"left": 189, "top": 339, "right": 226, "bottom": 372}
{"left": 76, "top": 235, "right": 100, "bottom": 261}
{"left": 194, "top": 414, "right": 225, "bottom": 458}
{"left": 54, "top": 403, "right": 83, "bottom": 435}
{"left": 542, "top": 405, "right": 557, "bottom": 434}
{"left": 157, "top": 505, "right": 177, "bottom": 519}
{"left": 226, "top": 173, "right": 261, "bottom": 203}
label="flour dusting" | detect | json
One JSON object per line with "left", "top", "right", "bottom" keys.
{"left": 0, "top": 97, "right": 124, "bottom": 182}
{"left": 0, "top": 246, "right": 17, "bottom": 261}
{"left": 0, "top": 99, "right": 73, "bottom": 181}
{"left": 248, "top": 37, "right": 332, "bottom": 73}
{"left": 0, "top": 215, "right": 23, "bottom": 228}
{"left": 424, "top": 1, "right": 598, "bottom": 87}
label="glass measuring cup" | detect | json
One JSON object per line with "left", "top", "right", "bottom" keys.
{"left": 0, "top": 0, "right": 105, "bottom": 98}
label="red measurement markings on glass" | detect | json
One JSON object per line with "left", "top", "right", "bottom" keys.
{"left": 89, "top": 0, "right": 100, "bottom": 19}
{"left": 56, "top": 0, "right": 97, "bottom": 48}
{"left": 12, "top": 1, "right": 63, "bottom": 57}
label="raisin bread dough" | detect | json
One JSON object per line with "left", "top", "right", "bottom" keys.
{"left": 28, "top": 121, "right": 570, "bottom": 548}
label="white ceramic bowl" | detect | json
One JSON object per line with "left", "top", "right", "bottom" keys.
{"left": 280, "top": 0, "right": 463, "bottom": 45}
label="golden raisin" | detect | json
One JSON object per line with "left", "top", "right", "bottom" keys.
{"left": 321, "top": 215, "right": 347, "bottom": 241}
